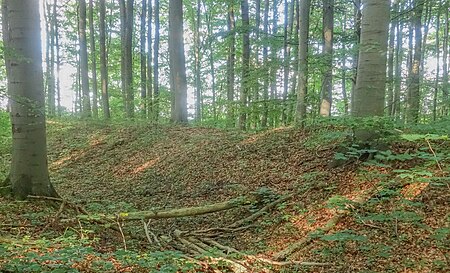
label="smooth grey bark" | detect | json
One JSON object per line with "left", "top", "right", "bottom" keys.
{"left": 239, "top": 0, "right": 250, "bottom": 130}
{"left": 169, "top": 0, "right": 188, "bottom": 123}
{"left": 79, "top": 0, "right": 91, "bottom": 118}
{"left": 352, "top": 0, "right": 390, "bottom": 119}
{"left": 99, "top": 0, "right": 110, "bottom": 119}
{"left": 88, "top": 0, "right": 98, "bottom": 118}
{"left": 319, "top": 0, "right": 334, "bottom": 117}
{"left": 226, "top": 2, "right": 236, "bottom": 127}
{"left": 393, "top": 10, "right": 403, "bottom": 119}
{"left": 5, "top": 0, "right": 58, "bottom": 199}
{"left": 294, "top": 0, "right": 311, "bottom": 126}
{"left": 47, "top": 0, "right": 56, "bottom": 116}
{"left": 269, "top": 0, "right": 278, "bottom": 127}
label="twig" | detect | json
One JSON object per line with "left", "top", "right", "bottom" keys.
{"left": 116, "top": 218, "right": 127, "bottom": 251}
{"left": 28, "top": 195, "right": 64, "bottom": 202}
{"left": 142, "top": 220, "right": 153, "bottom": 245}
{"left": 425, "top": 139, "right": 443, "bottom": 172}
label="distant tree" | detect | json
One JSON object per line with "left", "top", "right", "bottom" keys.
{"left": 99, "top": 0, "right": 110, "bottom": 119}
{"left": 169, "top": 0, "right": 188, "bottom": 123}
{"left": 79, "top": 0, "right": 91, "bottom": 118}
{"left": 239, "top": 0, "right": 250, "bottom": 130}
{"left": 4, "top": 0, "right": 59, "bottom": 199}
{"left": 226, "top": 2, "right": 236, "bottom": 127}
{"left": 319, "top": 0, "right": 334, "bottom": 117}
{"left": 153, "top": 0, "right": 160, "bottom": 121}
{"left": 120, "top": 0, "right": 134, "bottom": 118}
{"left": 406, "top": 0, "right": 423, "bottom": 123}
{"left": 140, "top": 0, "right": 147, "bottom": 117}
{"left": 295, "top": 0, "right": 311, "bottom": 126}
{"left": 88, "top": 0, "right": 98, "bottom": 118}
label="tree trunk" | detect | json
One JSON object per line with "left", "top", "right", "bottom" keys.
{"left": 46, "top": 0, "right": 56, "bottom": 117}
{"left": 393, "top": 7, "right": 403, "bottom": 119}
{"left": 140, "top": 0, "right": 147, "bottom": 117}
{"left": 99, "top": 0, "right": 110, "bottom": 119}
{"left": 54, "top": 0, "right": 61, "bottom": 116}
{"left": 406, "top": 0, "right": 423, "bottom": 124}
{"left": 89, "top": 0, "right": 98, "bottom": 118}
{"left": 153, "top": 0, "right": 160, "bottom": 121}
{"left": 443, "top": 2, "right": 449, "bottom": 116}
{"left": 119, "top": 0, "right": 134, "bottom": 118}
{"left": 319, "top": 0, "right": 334, "bottom": 117}
{"left": 288, "top": 0, "right": 299, "bottom": 123}
{"left": 295, "top": 0, "right": 311, "bottom": 126}
{"left": 226, "top": 3, "right": 236, "bottom": 127}
{"left": 261, "top": 0, "right": 270, "bottom": 128}
{"left": 5, "top": 0, "right": 58, "bottom": 199}
{"left": 434, "top": 5, "right": 441, "bottom": 121}
{"left": 350, "top": 0, "right": 361, "bottom": 112}
{"left": 386, "top": 3, "right": 397, "bottom": 116}
{"left": 352, "top": 0, "right": 389, "bottom": 121}
{"left": 239, "top": 0, "right": 250, "bottom": 130}
{"left": 147, "top": 0, "right": 153, "bottom": 119}
{"left": 281, "top": 0, "right": 292, "bottom": 124}
{"left": 194, "top": 0, "right": 202, "bottom": 122}
{"left": 169, "top": 0, "right": 188, "bottom": 123}
{"left": 269, "top": 0, "right": 278, "bottom": 127}
{"left": 206, "top": 6, "right": 216, "bottom": 122}
{"left": 79, "top": 0, "right": 91, "bottom": 118}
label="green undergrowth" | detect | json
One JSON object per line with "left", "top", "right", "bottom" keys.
{"left": 0, "top": 117, "right": 449, "bottom": 272}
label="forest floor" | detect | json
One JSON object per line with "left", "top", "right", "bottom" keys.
{"left": 0, "top": 118, "right": 449, "bottom": 272}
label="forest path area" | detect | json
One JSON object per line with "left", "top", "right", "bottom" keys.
{"left": 1, "top": 120, "right": 449, "bottom": 272}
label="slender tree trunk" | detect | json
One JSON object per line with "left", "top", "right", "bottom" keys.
{"left": 54, "top": 0, "right": 61, "bottom": 116}
{"left": 319, "top": 0, "right": 334, "bottom": 117}
{"left": 99, "top": 0, "right": 110, "bottom": 119}
{"left": 226, "top": 3, "right": 236, "bottom": 127}
{"left": 88, "top": 0, "right": 98, "bottom": 118}
{"left": 406, "top": 0, "right": 423, "bottom": 123}
{"left": 269, "top": 0, "right": 278, "bottom": 127}
{"left": 194, "top": 0, "right": 202, "bottom": 122}
{"left": 281, "top": 0, "right": 292, "bottom": 124}
{"left": 393, "top": 12, "right": 403, "bottom": 119}
{"left": 79, "top": 0, "right": 91, "bottom": 118}
{"left": 261, "top": 0, "right": 269, "bottom": 127}
{"left": 140, "top": 0, "right": 147, "bottom": 117}
{"left": 47, "top": 0, "right": 56, "bottom": 116}
{"left": 288, "top": 0, "right": 299, "bottom": 123}
{"left": 352, "top": 0, "right": 390, "bottom": 119}
{"left": 434, "top": 5, "right": 441, "bottom": 121}
{"left": 6, "top": 0, "right": 58, "bottom": 199}
{"left": 169, "top": 0, "right": 188, "bottom": 123}
{"left": 206, "top": 8, "right": 216, "bottom": 122}
{"left": 147, "top": 0, "right": 153, "bottom": 119}
{"left": 153, "top": 0, "right": 160, "bottom": 121}
{"left": 386, "top": 3, "right": 396, "bottom": 116}
{"left": 443, "top": 2, "right": 449, "bottom": 116}
{"left": 239, "top": 0, "right": 250, "bottom": 130}
{"left": 119, "top": 0, "right": 134, "bottom": 118}
{"left": 295, "top": 0, "right": 311, "bottom": 126}
{"left": 350, "top": 0, "right": 361, "bottom": 112}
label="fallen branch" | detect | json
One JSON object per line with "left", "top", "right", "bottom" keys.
{"left": 86, "top": 197, "right": 252, "bottom": 221}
